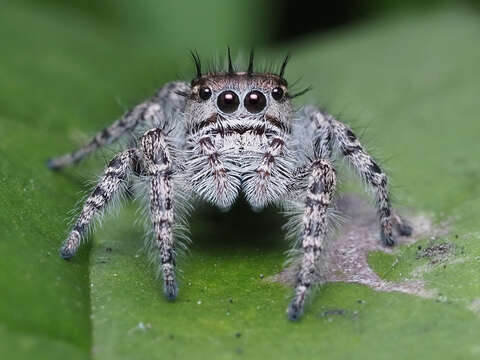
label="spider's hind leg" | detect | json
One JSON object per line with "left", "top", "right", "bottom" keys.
{"left": 47, "top": 81, "right": 189, "bottom": 170}
{"left": 47, "top": 101, "right": 160, "bottom": 170}
{"left": 393, "top": 213, "right": 413, "bottom": 237}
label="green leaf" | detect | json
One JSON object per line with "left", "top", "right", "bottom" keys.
{"left": 0, "top": 1, "right": 271, "bottom": 359}
{"left": 2, "top": 2, "right": 480, "bottom": 360}
{"left": 89, "top": 7, "right": 480, "bottom": 359}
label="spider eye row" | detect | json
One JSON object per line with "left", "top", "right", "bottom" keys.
{"left": 198, "top": 86, "right": 285, "bottom": 113}
{"left": 199, "top": 87, "right": 212, "bottom": 100}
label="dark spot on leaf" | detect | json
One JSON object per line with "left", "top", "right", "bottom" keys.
{"left": 320, "top": 308, "right": 347, "bottom": 317}
{"left": 416, "top": 241, "right": 455, "bottom": 264}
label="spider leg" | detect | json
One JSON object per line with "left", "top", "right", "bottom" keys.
{"left": 331, "top": 119, "right": 395, "bottom": 245}
{"left": 141, "top": 128, "right": 178, "bottom": 300}
{"left": 303, "top": 106, "right": 407, "bottom": 246}
{"left": 287, "top": 159, "right": 336, "bottom": 321}
{"left": 392, "top": 212, "right": 413, "bottom": 236}
{"left": 47, "top": 81, "right": 188, "bottom": 170}
{"left": 60, "top": 149, "right": 139, "bottom": 258}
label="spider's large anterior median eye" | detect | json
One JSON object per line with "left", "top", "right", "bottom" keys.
{"left": 271, "top": 87, "right": 284, "bottom": 101}
{"left": 199, "top": 87, "right": 212, "bottom": 100}
{"left": 244, "top": 90, "right": 266, "bottom": 113}
{"left": 217, "top": 90, "right": 239, "bottom": 113}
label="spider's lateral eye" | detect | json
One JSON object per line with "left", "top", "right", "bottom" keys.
{"left": 217, "top": 90, "right": 239, "bottom": 113}
{"left": 271, "top": 87, "right": 284, "bottom": 101}
{"left": 199, "top": 87, "right": 212, "bottom": 100}
{"left": 244, "top": 90, "right": 266, "bottom": 113}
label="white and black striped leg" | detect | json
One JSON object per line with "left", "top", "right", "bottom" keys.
{"left": 47, "top": 81, "right": 189, "bottom": 170}
{"left": 287, "top": 159, "right": 336, "bottom": 321}
{"left": 60, "top": 149, "right": 138, "bottom": 259}
{"left": 141, "top": 129, "right": 177, "bottom": 300}
{"left": 331, "top": 121, "right": 395, "bottom": 246}
{"left": 301, "top": 106, "right": 403, "bottom": 245}
{"left": 47, "top": 101, "right": 161, "bottom": 170}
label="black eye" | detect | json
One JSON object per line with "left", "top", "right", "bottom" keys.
{"left": 199, "top": 87, "right": 212, "bottom": 100}
{"left": 217, "top": 90, "right": 239, "bottom": 113}
{"left": 271, "top": 87, "right": 284, "bottom": 101}
{"left": 244, "top": 90, "right": 267, "bottom": 113}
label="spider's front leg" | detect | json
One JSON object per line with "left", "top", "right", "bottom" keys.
{"left": 60, "top": 149, "right": 138, "bottom": 258}
{"left": 141, "top": 128, "right": 178, "bottom": 300}
{"left": 287, "top": 159, "right": 336, "bottom": 321}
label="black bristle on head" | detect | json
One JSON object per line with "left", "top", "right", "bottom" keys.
{"left": 289, "top": 86, "right": 312, "bottom": 99}
{"left": 174, "top": 90, "right": 190, "bottom": 98}
{"left": 279, "top": 53, "right": 290, "bottom": 78}
{"left": 190, "top": 50, "right": 202, "bottom": 78}
{"left": 247, "top": 48, "right": 254, "bottom": 75}
{"left": 227, "top": 46, "right": 234, "bottom": 74}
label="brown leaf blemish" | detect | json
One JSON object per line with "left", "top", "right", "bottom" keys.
{"left": 269, "top": 195, "right": 449, "bottom": 298}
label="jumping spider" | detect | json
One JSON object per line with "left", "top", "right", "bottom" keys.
{"left": 48, "top": 49, "right": 412, "bottom": 321}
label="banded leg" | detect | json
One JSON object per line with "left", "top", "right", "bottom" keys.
{"left": 141, "top": 129, "right": 177, "bottom": 299}
{"left": 331, "top": 119, "right": 397, "bottom": 245}
{"left": 302, "top": 106, "right": 405, "bottom": 246}
{"left": 60, "top": 149, "right": 138, "bottom": 258}
{"left": 287, "top": 159, "right": 336, "bottom": 321}
{"left": 47, "top": 81, "right": 188, "bottom": 170}
{"left": 47, "top": 102, "right": 160, "bottom": 170}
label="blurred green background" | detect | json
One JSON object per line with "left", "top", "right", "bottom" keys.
{"left": 1, "top": 0, "right": 480, "bottom": 359}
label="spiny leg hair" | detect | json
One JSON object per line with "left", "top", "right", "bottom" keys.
{"left": 60, "top": 126, "right": 182, "bottom": 301}
{"left": 141, "top": 128, "right": 178, "bottom": 300}
{"left": 287, "top": 159, "right": 336, "bottom": 321}
{"left": 302, "top": 105, "right": 406, "bottom": 246}
{"left": 60, "top": 149, "right": 138, "bottom": 258}
{"left": 47, "top": 81, "right": 188, "bottom": 170}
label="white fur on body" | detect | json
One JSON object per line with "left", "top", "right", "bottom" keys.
{"left": 51, "top": 74, "right": 406, "bottom": 321}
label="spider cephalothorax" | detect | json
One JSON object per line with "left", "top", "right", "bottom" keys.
{"left": 181, "top": 51, "right": 296, "bottom": 209}
{"left": 48, "top": 48, "right": 412, "bottom": 321}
